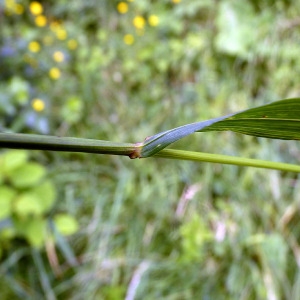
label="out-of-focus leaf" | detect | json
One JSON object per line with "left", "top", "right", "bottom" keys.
{"left": 14, "top": 193, "right": 43, "bottom": 217}
{"left": 0, "top": 186, "right": 16, "bottom": 220}
{"left": 24, "top": 218, "right": 47, "bottom": 247}
{"left": 9, "top": 76, "right": 29, "bottom": 105}
{"left": 61, "top": 96, "right": 83, "bottom": 124}
{"left": 31, "top": 181, "right": 56, "bottom": 213}
{"left": 179, "top": 213, "right": 213, "bottom": 262}
{"left": 259, "top": 234, "right": 288, "bottom": 271}
{"left": 13, "top": 217, "right": 46, "bottom": 247}
{"left": 8, "top": 162, "right": 46, "bottom": 188}
{"left": 215, "top": 1, "right": 257, "bottom": 56}
{"left": 0, "top": 150, "right": 28, "bottom": 174}
{"left": 54, "top": 214, "right": 79, "bottom": 236}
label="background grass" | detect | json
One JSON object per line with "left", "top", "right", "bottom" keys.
{"left": 1, "top": 0, "right": 300, "bottom": 299}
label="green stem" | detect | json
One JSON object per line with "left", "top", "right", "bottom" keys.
{"left": 155, "top": 149, "right": 300, "bottom": 173}
{"left": 0, "top": 133, "right": 137, "bottom": 156}
{"left": 0, "top": 133, "right": 299, "bottom": 172}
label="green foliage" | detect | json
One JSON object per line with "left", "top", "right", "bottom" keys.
{"left": 179, "top": 213, "right": 213, "bottom": 262}
{"left": 0, "top": 150, "right": 78, "bottom": 250}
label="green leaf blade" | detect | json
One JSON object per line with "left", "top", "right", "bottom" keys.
{"left": 200, "top": 98, "right": 300, "bottom": 140}
{"left": 141, "top": 98, "right": 300, "bottom": 157}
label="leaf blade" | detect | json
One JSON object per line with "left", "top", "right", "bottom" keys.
{"left": 200, "top": 98, "right": 300, "bottom": 140}
{"left": 141, "top": 98, "right": 300, "bottom": 157}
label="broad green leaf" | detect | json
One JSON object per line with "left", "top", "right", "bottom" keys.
{"left": 31, "top": 181, "right": 56, "bottom": 213}
{"left": 24, "top": 218, "right": 47, "bottom": 247}
{"left": 0, "top": 150, "right": 28, "bottom": 174}
{"left": 0, "top": 186, "right": 16, "bottom": 220}
{"left": 8, "top": 162, "right": 46, "bottom": 188}
{"left": 14, "top": 193, "right": 43, "bottom": 217}
{"left": 141, "top": 98, "right": 300, "bottom": 157}
{"left": 13, "top": 216, "right": 46, "bottom": 247}
{"left": 54, "top": 214, "right": 79, "bottom": 236}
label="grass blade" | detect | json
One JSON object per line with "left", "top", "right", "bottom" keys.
{"left": 141, "top": 98, "right": 300, "bottom": 157}
{"left": 201, "top": 98, "right": 300, "bottom": 139}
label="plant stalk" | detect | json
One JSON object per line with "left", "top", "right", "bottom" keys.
{"left": 0, "top": 133, "right": 137, "bottom": 156}
{"left": 0, "top": 133, "right": 299, "bottom": 173}
{"left": 155, "top": 149, "right": 300, "bottom": 173}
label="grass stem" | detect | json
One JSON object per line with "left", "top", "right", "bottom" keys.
{"left": 155, "top": 149, "right": 300, "bottom": 173}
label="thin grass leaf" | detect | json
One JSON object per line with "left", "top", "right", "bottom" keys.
{"left": 200, "top": 98, "right": 300, "bottom": 139}
{"left": 141, "top": 98, "right": 300, "bottom": 157}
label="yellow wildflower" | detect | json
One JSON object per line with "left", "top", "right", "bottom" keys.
{"left": 123, "top": 34, "right": 134, "bottom": 45}
{"left": 133, "top": 16, "right": 145, "bottom": 29}
{"left": 172, "top": 0, "right": 181, "bottom": 3}
{"left": 29, "top": 1, "right": 43, "bottom": 15}
{"left": 31, "top": 98, "right": 45, "bottom": 112}
{"left": 148, "top": 15, "right": 159, "bottom": 27}
{"left": 28, "top": 41, "right": 41, "bottom": 53}
{"left": 35, "top": 15, "right": 47, "bottom": 27}
{"left": 117, "top": 2, "right": 128, "bottom": 14}
{"left": 67, "top": 39, "right": 78, "bottom": 50}
{"left": 53, "top": 51, "right": 65, "bottom": 62}
{"left": 49, "top": 67, "right": 61, "bottom": 80}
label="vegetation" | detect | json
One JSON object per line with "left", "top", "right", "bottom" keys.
{"left": 1, "top": 0, "right": 300, "bottom": 299}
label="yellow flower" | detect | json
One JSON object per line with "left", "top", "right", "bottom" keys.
{"left": 148, "top": 15, "right": 159, "bottom": 27}
{"left": 117, "top": 2, "right": 128, "bottom": 14}
{"left": 28, "top": 41, "right": 41, "bottom": 53}
{"left": 35, "top": 15, "right": 47, "bottom": 27}
{"left": 123, "top": 34, "right": 134, "bottom": 45}
{"left": 49, "top": 67, "right": 61, "bottom": 80}
{"left": 56, "top": 28, "right": 67, "bottom": 40}
{"left": 172, "top": 0, "right": 181, "bottom": 3}
{"left": 53, "top": 51, "right": 64, "bottom": 62}
{"left": 67, "top": 39, "right": 78, "bottom": 50}
{"left": 29, "top": 1, "right": 43, "bottom": 15}
{"left": 31, "top": 98, "right": 45, "bottom": 112}
{"left": 133, "top": 16, "right": 145, "bottom": 29}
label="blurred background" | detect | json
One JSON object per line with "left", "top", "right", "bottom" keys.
{"left": 1, "top": 0, "right": 300, "bottom": 299}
